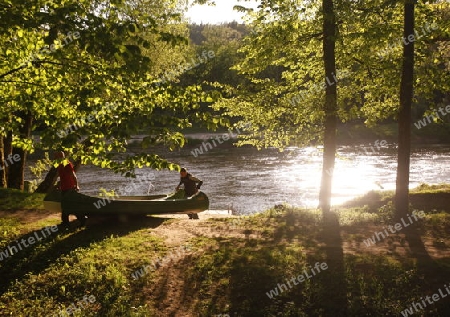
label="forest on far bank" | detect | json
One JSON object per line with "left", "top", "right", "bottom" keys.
{"left": 183, "top": 21, "right": 450, "bottom": 144}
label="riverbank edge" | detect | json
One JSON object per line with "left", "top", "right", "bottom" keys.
{"left": 1, "top": 183, "right": 449, "bottom": 212}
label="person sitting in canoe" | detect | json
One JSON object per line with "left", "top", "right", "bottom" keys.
{"left": 175, "top": 168, "right": 203, "bottom": 219}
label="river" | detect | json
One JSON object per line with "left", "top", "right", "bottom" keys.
{"left": 50, "top": 142, "right": 449, "bottom": 214}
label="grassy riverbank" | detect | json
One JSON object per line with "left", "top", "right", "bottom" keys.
{"left": 1, "top": 185, "right": 450, "bottom": 316}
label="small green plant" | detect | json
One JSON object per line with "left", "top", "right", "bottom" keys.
{"left": 377, "top": 201, "right": 395, "bottom": 223}
{"left": 97, "top": 188, "right": 117, "bottom": 198}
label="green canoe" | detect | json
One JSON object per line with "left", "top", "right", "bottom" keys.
{"left": 43, "top": 190, "right": 209, "bottom": 216}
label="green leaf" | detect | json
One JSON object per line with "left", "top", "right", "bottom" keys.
{"left": 142, "top": 40, "right": 150, "bottom": 49}
{"left": 128, "top": 23, "right": 137, "bottom": 34}
{"left": 119, "top": 45, "right": 127, "bottom": 53}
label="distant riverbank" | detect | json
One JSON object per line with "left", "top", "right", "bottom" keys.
{"left": 125, "top": 122, "right": 450, "bottom": 148}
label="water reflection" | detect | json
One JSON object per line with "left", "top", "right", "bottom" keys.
{"left": 36, "top": 145, "right": 450, "bottom": 214}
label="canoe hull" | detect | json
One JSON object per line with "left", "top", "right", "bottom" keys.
{"left": 43, "top": 190, "right": 209, "bottom": 216}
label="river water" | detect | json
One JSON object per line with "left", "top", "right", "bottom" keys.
{"left": 62, "top": 143, "right": 450, "bottom": 214}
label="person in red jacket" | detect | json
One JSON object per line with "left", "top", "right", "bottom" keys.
{"left": 54, "top": 151, "right": 85, "bottom": 227}
{"left": 55, "top": 151, "right": 79, "bottom": 193}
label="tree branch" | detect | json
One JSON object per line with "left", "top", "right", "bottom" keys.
{"left": 0, "top": 65, "right": 27, "bottom": 80}
{"left": 0, "top": 80, "right": 46, "bottom": 87}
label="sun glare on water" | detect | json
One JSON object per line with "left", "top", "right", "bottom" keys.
{"left": 276, "top": 147, "right": 397, "bottom": 208}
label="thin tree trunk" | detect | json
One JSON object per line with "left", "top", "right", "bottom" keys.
{"left": 319, "top": 0, "right": 338, "bottom": 213}
{"left": 7, "top": 147, "right": 26, "bottom": 189}
{"left": 7, "top": 112, "right": 33, "bottom": 190}
{"left": 3, "top": 131, "right": 12, "bottom": 185}
{"left": 395, "top": 0, "right": 415, "bottom": 218}
{"left": 0, "top": 136, "right": 6, "bottom": 188}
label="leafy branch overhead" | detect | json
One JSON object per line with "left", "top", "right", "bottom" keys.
{"left": 0, "top": 0, "right": 223, "bottom": 181}
{"left": 214, "top": 0, "right": 450, "bottom": 148}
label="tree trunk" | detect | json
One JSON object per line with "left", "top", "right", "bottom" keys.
{"left": 319, "top": 0, "right": 338, "bottom": 213}
{"left": 7, "top": 112, "right": 33, "bottom": 190}
{"left": 395, "top": 0, "right": 415, "bottom": 218}
{"left": 3, "top": 131, "right": 12, "bottom": 185}
{"left": 7, "top": 147, "right": 26, "bottom": 189}
{"left": 0, "top": 136, "right": 6, "bottom": 188}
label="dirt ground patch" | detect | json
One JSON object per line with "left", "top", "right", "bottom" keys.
{"left": 0, "top": 209, "right": 59, "bottom": 224}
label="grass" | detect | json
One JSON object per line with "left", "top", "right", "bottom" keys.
{"left": 1, "top": 185, "right": 450, "bottom": 316}
{"left": 0, "top": 188, "right": 46, "bottom": 210}
{"left": 340, "top": 183, "right": 450, "bottom": 213}
{"left": 184, "top": 208, "right": 431, "bottom": 316}
{"left": 411, "top": 183, "right": 450, "bottom": 194}
{"left": 0, "top": 217, "right": 169, "bottom": 316}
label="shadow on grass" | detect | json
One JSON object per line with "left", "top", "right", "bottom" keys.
{"left": 139, "top": 206, "right": 450, "bottom": 316}
{"left": 403, "top": 224, "right": 450, "bottom": 315}
{"left": 221, "top": 210, "right": 348, "bottom": 316}
{"left": 317, "top": 211, "right": 348, "bottom": 316}
{"left": 409, "top": 193, "right": 450, "bottom": 213}
{"left": 158, "top": 210, "right": 335, "bottom": 316}
{"left": 0, "top": 216, "right": 167, "bottom": 296}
